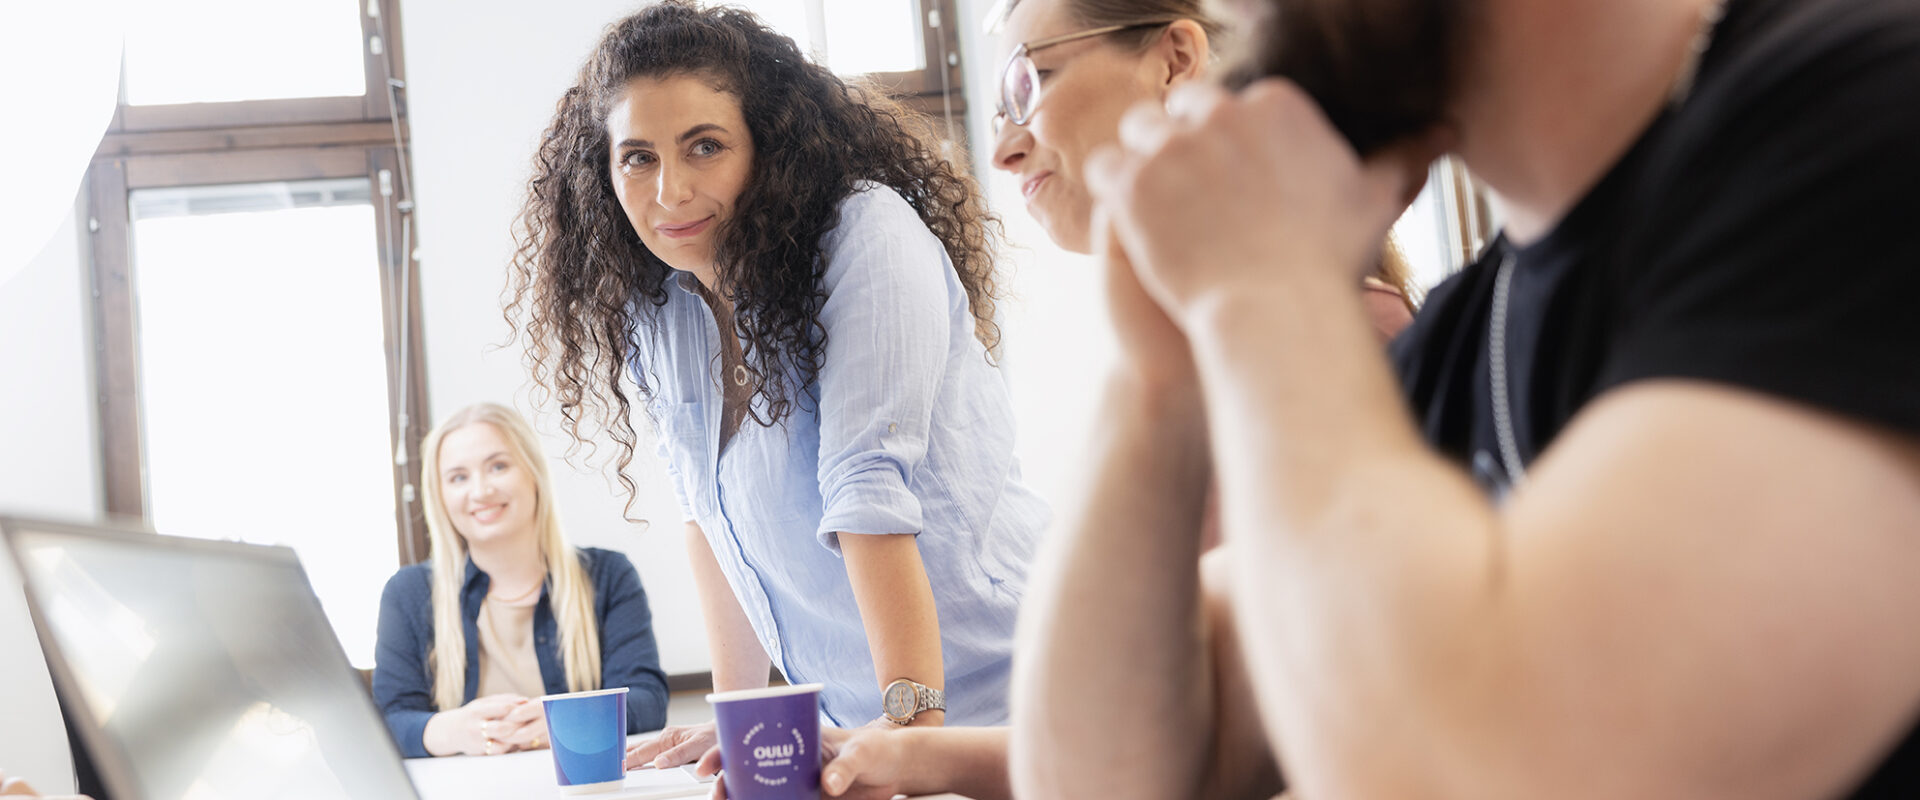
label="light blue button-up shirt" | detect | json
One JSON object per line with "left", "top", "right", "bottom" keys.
{"left": 633, "top": 184, "right": 1049, "bottom": 726}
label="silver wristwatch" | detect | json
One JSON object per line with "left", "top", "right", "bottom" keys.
{"left": 880, "top": 678, "right": 945, "bottom": 725}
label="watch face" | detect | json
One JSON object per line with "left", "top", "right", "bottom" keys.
{"left": 883, "top": 682, "right": 916, "bottom": 719}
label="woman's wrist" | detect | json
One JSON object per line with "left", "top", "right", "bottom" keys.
{"left": 868, "top": 707, "right": 943, "bottom": 728}
{"left": 421, "top": 710, "right": 448, "bottom": 756}
{"left": 421, "top": 708, "right": 463, "bottom": 757}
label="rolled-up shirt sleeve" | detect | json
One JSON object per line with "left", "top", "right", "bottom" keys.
{"left": 813, "top": 189, "right": 951, "bottom": 552}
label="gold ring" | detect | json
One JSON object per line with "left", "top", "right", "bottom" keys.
{"left": 484, "top": 739, "right": 494, "bottom": 756}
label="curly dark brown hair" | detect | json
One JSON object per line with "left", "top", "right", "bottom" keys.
{"left": 505, "top": 0, "right": 1003, "bottom": 511}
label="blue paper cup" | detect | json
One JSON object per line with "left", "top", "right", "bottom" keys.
{"left": 541, "top": 687, "right": 630, "bottom": 794}
{"left": 707, "top": 684, "right": 824, "bottom": 800}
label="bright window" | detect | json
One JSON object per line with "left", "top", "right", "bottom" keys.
{"left": 1394, "top": 178, "right": 1450, "bottom": 293}
{"left": 822, "top": 0, "right": 924, "bottom": 75}
{"left": 737, "top": 0, "right": 926, "bottom": 76}
{"left": 123, "top": 0, "right": 367, "bottom": 106}
{"left": 129, "top": 179, "right": 397, "bottom": 666}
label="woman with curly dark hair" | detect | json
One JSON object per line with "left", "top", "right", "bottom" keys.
{"left": 505, "top": 0, "right": 1049, "bottom": 766}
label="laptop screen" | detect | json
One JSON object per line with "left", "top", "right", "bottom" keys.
{"left": 2, "top": 519, "right": 420, "bottom": 800}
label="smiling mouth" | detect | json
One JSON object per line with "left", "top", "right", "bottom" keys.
{"left": 1022, "top": 173, "right": 1051, "bottom": 201}
{"left": 471, "top": 503, "right": 506, "bottom": 524}
{"left": 656, "top": 216, "right": 715, "bottom": 239}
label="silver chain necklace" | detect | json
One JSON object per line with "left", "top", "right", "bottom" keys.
{"left": 1489, "top": 253, "right": 1525, "bottom": 486}
{"left": 1486, "top": 0, "right": 1728, "bottom": 489}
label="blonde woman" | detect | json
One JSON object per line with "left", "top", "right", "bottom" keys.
{"left": 372, "top": 403, "right": 668, "bottom": 758}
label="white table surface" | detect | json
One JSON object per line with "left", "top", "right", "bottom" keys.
{"left": 405, "top": 733, "right": 970, "bottom": 800}
{"left": 405, "top": 734, "right": 708, "bottom": 799}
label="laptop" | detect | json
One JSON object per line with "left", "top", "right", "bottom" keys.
{"left": 0, "top": 516, "right": 422, "bottom": 800}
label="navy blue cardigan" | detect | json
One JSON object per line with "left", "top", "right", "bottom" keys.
{"left": 371, "top": 547, "right": 669, "bottom": 757}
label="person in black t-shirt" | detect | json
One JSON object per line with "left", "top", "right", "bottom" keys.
{"left": 1013, "top": 0, "right": 1920, "bottom": 798}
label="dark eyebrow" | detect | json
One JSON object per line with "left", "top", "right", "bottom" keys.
{"left": 617, "top": 123, "right": 732, "bottom": 151}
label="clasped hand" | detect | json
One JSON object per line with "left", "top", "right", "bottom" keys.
{"left": 431, "top": 693, "right": 548, "bottom": 756}
{"left": 1085, "top": 78, "right": 1443, "bottom": 342}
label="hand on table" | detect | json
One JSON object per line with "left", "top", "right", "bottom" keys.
{"left": 0, "top": 768, "right": 92, "bottom": 799}
{"left": 693, "top": 724, "right": 927, "bottom": 800}
{"left": 817, "top": 723, "right": 926, "bottom": 799}
{"left": 425, "top": 693, "right": 533, "bottom": 756}
{"left": 492, "top": 695, "right": 549, "bottom": 752}
{"left": 624, "top": 721, "right": 717, "bottom": 770}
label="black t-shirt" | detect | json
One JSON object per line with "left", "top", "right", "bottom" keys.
{"left": 1390, "top": 0, "right": 1920, "bottom": 794}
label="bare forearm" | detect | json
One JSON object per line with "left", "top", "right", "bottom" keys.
{"left": 686, "top": 523, "right": 773, "bottom": 691}
{"left": 895, "top": 726, "right": 1014, "bottom": 800}
{"left": 1188, "top": 277, "right": 1504, "bottom": 798}
{"left": 1009, "top": 374, "right": 1216, "bottom": 800}
{"left": 840, "top": 532, "right": 945, "bottom": 725}
{"left": 1187, "top": 266, "right": 1920, "bottom": 800}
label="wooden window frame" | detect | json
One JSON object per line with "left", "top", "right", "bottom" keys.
{"left": 857, "top": 0, "right": 966, "bottom": 100}
{"left": 836, "top": 0, "right": 971, "bottom": 146}
{"left": 86, "top": 0, "right": 430, "bottom": 566}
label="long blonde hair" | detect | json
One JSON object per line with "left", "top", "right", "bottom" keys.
{"left": 419, "top": 403, "right": 602, "bottom": 711}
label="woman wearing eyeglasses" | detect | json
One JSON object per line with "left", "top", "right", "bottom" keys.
{"left": 989, "top": 0, "right": 1421, "bottom": 339}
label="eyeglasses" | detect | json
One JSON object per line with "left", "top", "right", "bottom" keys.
{"left": 994, "top": 21, "right": 1173, "bottom": 134}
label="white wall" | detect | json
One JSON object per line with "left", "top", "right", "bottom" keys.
{"left": 0, "top": 196, "right": 102, "bottom": 527}
{"left": 0, "top": 194, "right": 99, "bottom": 793}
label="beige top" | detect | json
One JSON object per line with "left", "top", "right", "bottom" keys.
{"left": 476, "top": 595, "right": 545, "bottom": 699}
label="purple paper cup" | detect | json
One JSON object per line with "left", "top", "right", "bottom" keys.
{"left": 540, "top": 687, "right": 630, "bottom": 794}
{"left": 707, "top": 683, "right": 824, "bottom": 800}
